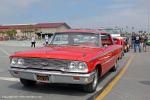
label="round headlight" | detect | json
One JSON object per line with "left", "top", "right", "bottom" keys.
{"left": 11, "top": 58, "right": 18, "bottom": 65}
{"left": 17, "top": 58, "right": 24, "bottom": 65}
{"left": 78, "top": 62, "right": 87, "bottom": 70}
{"left": 69, "top": 61, "right": 77, "bottom": 69}
{"left": 68, "top": 61, "right": 88, "bottom": 73}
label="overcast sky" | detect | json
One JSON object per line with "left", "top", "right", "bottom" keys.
{"left": 0, "top": 0, "right": 150, "bottom": 32}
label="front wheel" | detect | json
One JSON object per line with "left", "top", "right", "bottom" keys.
{"left": 83, "top": 69, "right": 99, "bottom": 93}
{"left": 20, "top": 79, "right": 36, "bottom": 87}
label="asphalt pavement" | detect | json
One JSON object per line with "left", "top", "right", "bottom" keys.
{"left": 0, "top": 44, "right": 149, "bottom": 100}
{"left": 103, "top": 47, "right": 150, "bottom": 100}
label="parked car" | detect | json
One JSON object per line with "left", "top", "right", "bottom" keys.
{"left": 0, "top": 37, "right": 3, "bottom": 41}
{"left": 122, "top": 37, "right": 130, "bottom": 52}
{"left": 113, "top": 36, "right": 130, "bottom": 53}
{"left": 146, "top": 39, "right": 150, "bottom": 45}
{"left": 3, "top": 36, "right": 9, "bottom": 40}
{"left": 113, "top": 37, "right": 124, "bottom": 57}
{"left": 9, "top": 29, "right": 122, "bottom": 92}
{"left": 99, "top": 28, "right": 122, "bottom": 37}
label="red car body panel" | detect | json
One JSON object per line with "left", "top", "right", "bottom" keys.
{"left": 113, "top": 37, "right": 125, "bottom": 45}
{"left": 88, "top": 45, "right": 121, "bottom": 76}
{"left": 10, "top": 30, "right": 122, "bottom": 76}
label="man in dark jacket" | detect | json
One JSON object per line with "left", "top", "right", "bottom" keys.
{"left": 134, "top": 34, "right": 141, "bottom": 52}
{"left": 131, "top": 33, "right": 135, "bottom": 49}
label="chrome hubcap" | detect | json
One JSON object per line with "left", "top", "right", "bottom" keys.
{"left": 93, "top": 70, "right": 98, "bottom": 88}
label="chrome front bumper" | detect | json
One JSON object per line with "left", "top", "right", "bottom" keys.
{"left": 9, "top": 68, "right": 95, "bottom": 85}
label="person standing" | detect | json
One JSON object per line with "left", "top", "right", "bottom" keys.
{"left": 134, "top": 34, "right": 141, "bottom": 52}
{"left": 45, "top": 35, "right": 49, "bottom": 46}
{"left": 131, "top": 33, "right": 135, "bottom": 49}
{"left": 31, "top": 36, "right": 36, "bottom": 47}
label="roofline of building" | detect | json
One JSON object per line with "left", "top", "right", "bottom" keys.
{"left": 0, "top": 22, "right": 71, "bottom": 30}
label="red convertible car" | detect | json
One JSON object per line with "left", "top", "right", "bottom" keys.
{"left": 9, "top": 29, "right": 122, "bottom": 92}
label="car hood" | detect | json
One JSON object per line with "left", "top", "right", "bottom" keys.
{"left": 11, "top": 46, "right": 103, "bottom": 61}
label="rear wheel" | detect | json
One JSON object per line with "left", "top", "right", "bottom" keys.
{"left": 20, "top": 79, "right": 36, "bottom": 87}
{"left": 83, "top": 69, "right": 99, "bottom": 93}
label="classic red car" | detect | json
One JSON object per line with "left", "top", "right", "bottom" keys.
{"left": 113, "top": 36, "right": 129, "bottom": 53}
{"left": 9, "top": 29, "right": 122, "bottom": 92}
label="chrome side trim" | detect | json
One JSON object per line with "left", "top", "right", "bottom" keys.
{"left": 89, "top": 46, "right": 121, "bottom": 62}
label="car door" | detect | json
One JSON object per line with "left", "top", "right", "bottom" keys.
{"left": 100, "top": 33, "right": 116, "bottom": 74}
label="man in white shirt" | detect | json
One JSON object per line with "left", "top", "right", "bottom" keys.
{"left": 31, "top": 36, "right": 36, "bottom": 47}
{"left": 45, "top": 35, "right": 49, "bottom": 45}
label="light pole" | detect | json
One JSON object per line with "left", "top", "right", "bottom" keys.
{"left": 148, "top": 13, "right": 149, "bottom": 34}
{"left": 147, "top": 9, "right": 150, "bottom": 34}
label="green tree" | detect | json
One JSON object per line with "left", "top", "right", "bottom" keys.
{"left": 5, "top": 30, "right": 17, "bottom": 37}
{"left": 0, "top": 31, "right": 5, "bottom": 37}
{"left": 11, "top": 30, "right": 17, "bottom": 36}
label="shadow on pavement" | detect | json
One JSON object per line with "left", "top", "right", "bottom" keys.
{"left": 7, "top": 72, "right": 112, "bottom": 98}
{"left": 8, "top": 82, "right": 89, "bottom": 96}
{"left": 139, "top": 81, "right": 150, "bottom": 86}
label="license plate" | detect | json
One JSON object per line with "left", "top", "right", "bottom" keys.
{"left": 36, "top": 74, "right": 49, "bottom": 82}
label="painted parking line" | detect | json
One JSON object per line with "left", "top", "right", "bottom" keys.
{"left": 95, "top": 55, "right": 134, "bottom": 100}
{"left": 0, "top": 48, "right": 10, "bottom": 56}
{"left": 0, "top": 77, "right": 19, "bottom": 82}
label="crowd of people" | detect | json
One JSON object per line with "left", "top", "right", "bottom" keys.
{"left": 131, "top": 32, "right": 148, "bottom": 52}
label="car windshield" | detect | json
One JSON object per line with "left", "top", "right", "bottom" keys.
{"left": 50, "top": 32, "right": 100, "bottom": 47}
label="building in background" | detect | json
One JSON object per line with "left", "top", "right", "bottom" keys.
{"left": 0, "top": 22, "right": 71, "bottom": 40}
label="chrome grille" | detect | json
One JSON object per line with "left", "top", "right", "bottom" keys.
{"left": 24, "top": 58, "right": 69, "bottom": 70}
